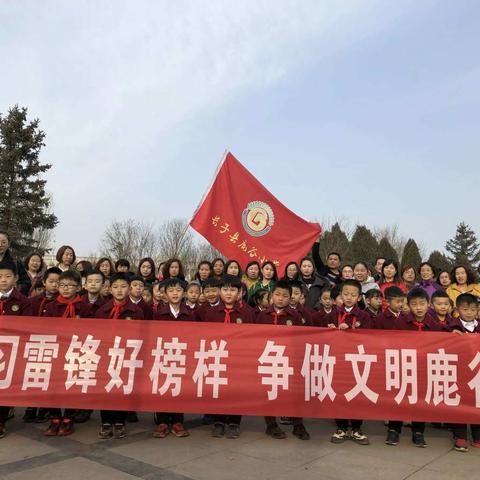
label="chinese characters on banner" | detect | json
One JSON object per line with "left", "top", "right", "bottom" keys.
{"left": 190, "top": 152, "right": 321, "bottom": 269}
{"left": 1, "top": 315, "right": 479, "bottom": 423}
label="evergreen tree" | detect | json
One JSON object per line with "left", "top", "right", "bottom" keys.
{"left": 401, "top": 238, "right": 422, "bottom": 270}
{"left": 318, "top": 222, "right": 350, "bottom": 262}
{"left": 445, "top": 222, "right": 480, "bottom": 268}
{"left": 378, "top": 237, "right": 399, "bottom": 264}
{"left": 349, "top": 225, "right": 378, "bottom": 264}
{"left": 427, "top": 250, "right": 453, "bottom": 274}
{"left": 0, "top": 105, "right": 58, "bottom": 256}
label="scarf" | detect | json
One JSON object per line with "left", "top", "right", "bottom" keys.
{"left": 57, "top": 295, "right": 82, "bottom": 318}
{"left": 110, "top": 300, "right": 128, "bottom": 319}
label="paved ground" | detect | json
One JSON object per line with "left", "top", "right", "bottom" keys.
{"left": 0, "top": 410, "right": 478, "bottom": 479}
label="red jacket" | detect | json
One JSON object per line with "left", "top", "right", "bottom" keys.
{"left": 153, "top": 303, "right": 195, "bottom": 322}
{"left": 81, "top": 293, "right": 107, "bottom": 316}
{"left": 0, "top": 288, "right": 27, "bottom": 316}
{"left": 24, "top": 293, "right": 56, "bottom": 317}
{"left": 446, "top": 318, "right": 480, "bottom": 334}
{"left": 43, "top": 296, "right": 93, "bottom": 318}
{"left": 204, "top": 302, "right": 254, "bottom": 324}
{"left": 256, "top": 305, "right": 302, "bottom": 326}
{"left": 374, "top": 309, "right": 401, "bottom": 330}
{"left": 323, "top": 305, "right": 373, "bottom": 329}
{"left": 290, "top": 304, "right": 316, "bottom": 326}
{"left": 95, "top": 299, "right": 144, "bottom": 320}
{"left": 394, "top": 313, "right": 441, "bottom": 331}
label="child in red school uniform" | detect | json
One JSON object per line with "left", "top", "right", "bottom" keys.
{"left": 446, "top": 293, "right": 480, "bottom": 452}
{"left": 81, "top": 270, "right": 107, "bottom": 316}
{"left": 23, "top": 267, "right": 62, "bottom": 424}
{"left": 203, "top": 275, "right": 254, "bottom": 438}
{"left": 152, "top": 278, "right": 193, "bottom": 439}
{"left": 253, "top": 288, "right": 270, "bottom": 317}
{"left": 323, "top": 279, "right": 372, "bottom": 445}
{"left": 142, "top": 284, "right": 153, "bottom": 304}
{"left": 430, "top": 290, "right": 454, "bottom": 328}
{"left": 42, "top": 270, "right": 93, "bottom": 436}
{"left": 151, "top": 282, "right": 165, "bottom": 315}
{"left": 0, "top": 261, "right": 27, "bottom": 439}
{"left": 196, "top": 278, "right": 221, "bottom": 321}
{"left": 184, "top": 282, "right": 201, "bottom": 312}
{"left": 312, "top": 287, "right": 334, "bottom": 326}
{"left": 385, "top": 288, "right": 441, "bottom": 448}
{"left": 95, "top": 273, "right": 144, "bottom": 439}
{"left": 256, "top": 280, "right": 310, "bottom": 441}
{"left": 364, "top": 289, "right": 383, "bottom": 321}
{"left": 374, "top": 286, "right": 406, "bottom": 330}
{"left": 289, "top": 280, "right": 315, "bottom": 326}
{"left": 128, "top": 275, "right": 153, "bottom": 320}
{"left": 24, "top": 267, "right": 62, "bottom": 317}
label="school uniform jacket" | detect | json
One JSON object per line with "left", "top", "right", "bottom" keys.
{"left": 0, "top": 288, "right": 27, "bottom": 316}
{"left": 323, "top": 305, "right": 373, "bottom": 329}
{"left": 24, "top": 293, "right": 56, "bottom": 317}
{"left": 95, "top": 299, "right": 144, "bottom": 320}
{"left": 196, "top": 302, "right": 221, "bottom": 322}
{"left": 394, "top": 313, "right": 441, "bottom": 331}
{"left": 153, "top": 303, "right": 195, "bottom": 322}
{"left": 446, "top": 318, "right": 480, "bottom": 334}
{"left": 374, "top": 309, "right": 401, "bottom": 330}
{"left": 203, "top": 302, "right": 254, "bottom": 324}
{"left": 43, "top": 296, "right": 94, "bottom": 318}
{"left": 255, "top": 305, "right": 303, "bottom": 326}
{"left": 291, "top": 303, "right": 316, "bottom": 326}
{"left": 81, "top": 293, "right": 107, "bottom": 316}
{"left": 311, "top": 307, "right": 336, "bottom": 327}
{"left": 130, "top": 298, "right": 153, "bottom": 320}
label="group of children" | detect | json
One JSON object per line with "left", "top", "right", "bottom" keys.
{"left": 0, "top": 244, "right": 479, "bottom": 453}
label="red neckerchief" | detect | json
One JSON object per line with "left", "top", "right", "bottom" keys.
{"left": 152, "top": 303, "right": 159, "bottom": 312}
{"left": 436, "top": 316, "right": 447, "bottom": 326}
{"left": 413, "top": 320, "right": 425, "bottom": 331}
{"left": 57, "top": 295, "right": 82, "bottom": 318}
{"left": 0, "top": 300, "right": 4, "bottom": 316}
{"left": 110, "top": 300, "right": 128, "bottom": 319}
{"left": 338, "top": 309, "right": 356, "bottom": 328}
{"left": 272, "top": 309, "right": 286, "bottom": 325}
{"left": 38, "top": 296, "right": 49, "bottom": 316}
{"left": 224, "top": 307, "right": 232, "bottom": 323}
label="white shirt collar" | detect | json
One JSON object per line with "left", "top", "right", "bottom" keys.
{"left": 461, "top": 319, "right": 478, "bottom": 332}
{"left": 345, "top": 306, "right": 354, "bottom": 313}
{"left": 129, "top": 296, "right": 141, "bottom": 305}
{"left": 169, "top": 304, "right": 180, "bottom": 318}
{"left": 0, "top": 288, "right": 14, "bottom": 299}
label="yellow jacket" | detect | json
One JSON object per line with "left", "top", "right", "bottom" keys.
{"left": 446, "top": 283, "right": 480, "bottom": 306}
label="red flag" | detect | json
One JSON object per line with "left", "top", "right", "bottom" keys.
{"left": 190, "top": 152, "right": 321, "bottom": 270}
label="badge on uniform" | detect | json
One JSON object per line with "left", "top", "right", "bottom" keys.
{"left": 11, "top": 304, "right": 19, "bottom": 312}
{"left": 286, "top": 319, "right": 293, "bottom": 326}
{"left": 236, "top": 318, "right": 243, "bottom": 324}
{"left": 125, "top": 316, "right": 132, "bottom": 320}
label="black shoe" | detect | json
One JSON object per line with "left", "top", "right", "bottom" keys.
{"left": 23, "top": 408, "right": 37, "bottom": 423}
{"left": 225, "top": 424, "right": 241, "bottom": 439}
{"left": 212, "top": 422, "right": 225, "bottom": 438}
{"left": 266, "top": 423, "right": 287, "bottom": 439}
{"left": 113, "top": 423, "right": 126, "bottom": 439}
{"left": 279, "top": 416, "right": 293, "bottom": 425}
{"left": 412, "top": 432, "right": 427, "bottom": 448}
{"left": 35, "top": 409, "right": 50, "bottom": 423}
{"left": 126, "top": 411, "right": 139, "bottom": 423}
{"left": 7, "top": 408, "right": 14, "bottom": 420}
{"left": 74, "top": 410, "right": 92, "bottom": 423}
{"left": 385, "top": 429, "right": 399, "bottom": 446}
{"left": 98, "top": 423, "right": 113, "bottom": 439}
{"left": 292, "top": 423, "right": 310, "bottom": 440}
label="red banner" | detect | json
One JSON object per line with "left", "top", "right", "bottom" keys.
{"left": 190, "top": 152, "right": 321, "bottom": 269}
{"left": 1, "top": 316, "right": 480, "bottom": 423}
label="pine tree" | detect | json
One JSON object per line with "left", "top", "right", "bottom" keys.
{"left": 0, "top": 105, "right": 58, "bottom": 256}
{"left": 401, "top": 238, "right": 422, "bottom": 270}
{"left": 318, "top": 222, "right": 350, "bottom": 262}
{"left": 445, "top": 222, "right": 480, "bottom": 267}
{"left": 349, "top": 225, "right": 378, "bottom": 265}
{"left": 427, "top": 250, "right": 453, "bottom": 273}
{"left": 378, "top": 237, "right": 399, "bottom": 264}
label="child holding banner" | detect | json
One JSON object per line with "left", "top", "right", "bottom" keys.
{"left": 0, "top": 260, "right": 27, "bottom": 439}
{"left": 324, "top": 279, "right": 372, "bottom": 445}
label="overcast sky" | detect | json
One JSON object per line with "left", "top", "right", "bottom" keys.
{"left": 1, "top": 1, "right": 479, "bottom": 256}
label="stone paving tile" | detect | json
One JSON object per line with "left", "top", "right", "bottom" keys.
{"left": 0, "top": 432, "right": 58, "bottom": 465}
{"left": 3, "top": 457, "right": 139, "bottom": 480}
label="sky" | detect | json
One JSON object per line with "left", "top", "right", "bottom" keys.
{"left": 1, "top": 0, "right": 479, "bottom": 257}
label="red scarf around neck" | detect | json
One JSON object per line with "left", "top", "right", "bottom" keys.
{"left": 57, "top": 295, "right": 82, "bottom": 318}
{"left": 110, "top": 300, "right": 128, "bottom": 319}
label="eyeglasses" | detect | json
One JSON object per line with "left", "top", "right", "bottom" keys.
{"left": 59, "top": 283, "right": 78, "bottom": 288}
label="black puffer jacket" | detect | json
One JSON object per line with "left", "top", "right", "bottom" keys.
{"left": 299, "top": 273, "right": 330, "bottom": 309}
